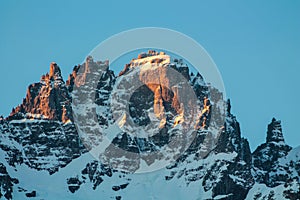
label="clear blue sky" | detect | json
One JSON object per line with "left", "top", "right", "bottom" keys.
{"left": 0, "top": 0, "right": 299, "bottom": 150}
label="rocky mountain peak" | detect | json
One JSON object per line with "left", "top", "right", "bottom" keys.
{"left": 121, "top": 51, "right": 211, "bottom": 130}
{"left": 266, "top": 117, "right": 285, "bottom": 143}
{"left": 1, "top": 53, "right": 299, "bottom": 200}
{"left": 119, "top": 50, "right": 170, "bottom": 76}
{"left": 226, "top": 99, "right": 231, "bottom": 114}
{"left": 137, "top": 50, "right": 166, "bottom": 59}
{"left": 8, "top": 62, "right": 72, "bottom": 122}
{"left": 252, "top": 117, "right": 293, "bottom": 188}
{"left": 49, "top": 62, "right": 62, "bottom": 80}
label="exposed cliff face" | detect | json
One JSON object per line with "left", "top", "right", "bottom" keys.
{"left": 0, "top": 119, "right": 84, "bottom": 175}
{"left": 98, "top": 51, "right": 216, "bottom": 173}
{"left": 250, "top": 119, "right": 300, "bottom": 199}
{"left": 207, "top": 100, "right": 254, "bottom": 199}
{"left": 266, "top": 118, "right": 285, "bottom": 143}
{"left": 0, "top": 51, "right": 299, "bottom": 199}
{"left": 8, "top": 62, "right": 72, "bottom": 123}
{"left": 161, "top": 100, "right": 253, "bottom": 200}
{"left": 252, "top": 118, "right": 294, "bottom": 187}
{"left": 70, "top": 56, "right": 115, "bottom": 151}
{"left": 0, "top": 163, "right": 18, "bottom": 200}
{"left": 117, "top": 51, "right": 211, "bottom": 131}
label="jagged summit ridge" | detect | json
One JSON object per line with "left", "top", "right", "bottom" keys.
{"left": 119, "top": 50, "right": 190, "bottom": 80}
{"left": 49, "top": 62, "right": 62, "bottom": 79}
{"left": 8, "top": 62, "right": 72, "bottom": 123}
{"left": 0, "top": 52, "right": 299, "bottom": 200}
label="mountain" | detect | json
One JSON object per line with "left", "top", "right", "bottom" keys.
{"left": 0, "top": 50, "right": 299, "bottom": 200}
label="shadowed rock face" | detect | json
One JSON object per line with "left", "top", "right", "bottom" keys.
{"left": 252, "top": 118, "right": 293, "bottom": 188}
{"left": 266, "top": 118, "right": 285, "bottom": 143}
{"left": 0, "top": 163, "right": 18, "bottom": 200}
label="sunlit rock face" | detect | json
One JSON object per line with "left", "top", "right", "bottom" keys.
{"left": 9, "top": 62, "right": 72, "bottom": 123}
{"left": 117, "top": 51, "right": 211, "bottom": 132}
{"left": 97, "top": 50, "right": 214, "bottom": 173}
